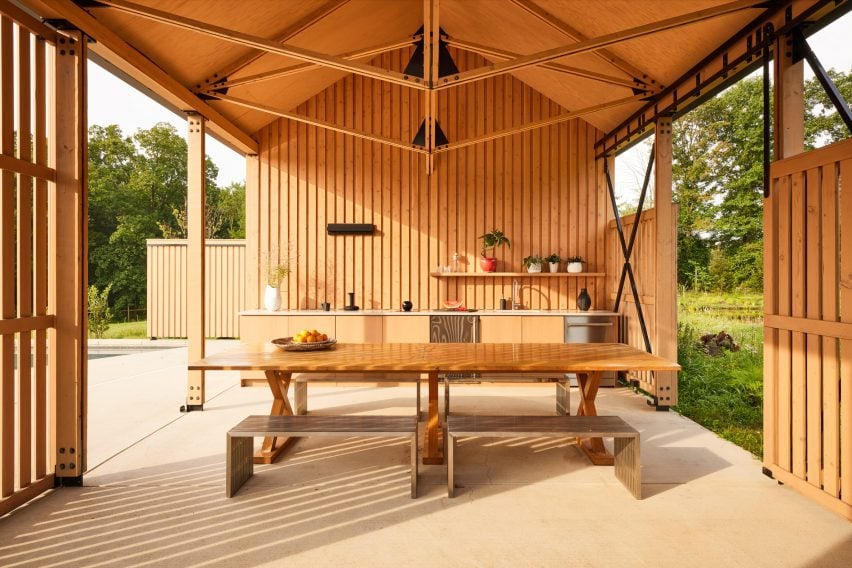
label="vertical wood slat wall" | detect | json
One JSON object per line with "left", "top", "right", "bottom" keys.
{"left": 246, "top": 49, "right": 606, "bottom": 312}
{"left": 146, "top": 239, "right": 245, "bottom": 338}
{"left": 0, "top": 16, "right": 57, "bottom": 516}
{"left": 763, "top": 137, "right": 852, "bottom": 520}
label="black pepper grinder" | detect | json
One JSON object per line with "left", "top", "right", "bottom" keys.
{"left": 344, "top": 291, "right": 360, "bottom": 311}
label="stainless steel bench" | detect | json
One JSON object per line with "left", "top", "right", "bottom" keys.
{"left": 227, "top": 415, "right": 419, "bottom": 498}
{"left": 446, "top": 415, "right": 641, "bottom": 499}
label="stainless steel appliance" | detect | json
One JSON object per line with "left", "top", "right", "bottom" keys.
{"left": 564, "top": 314, "right": 621, "bottom": 387}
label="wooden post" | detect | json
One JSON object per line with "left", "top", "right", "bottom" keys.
{"left": 654, "top": 116, "right": 677, "bottom": 407}
{"left": 245, "top": 154, "right": 260, "bottom": 309}
{"left": 50, "top": 30, "right": 87, "bottom": 480}
{"left": 773, "top": 31, "right": 804, "bottom": 159}
{"left": 186, "top": 113, "right": 206, "bottom": 409}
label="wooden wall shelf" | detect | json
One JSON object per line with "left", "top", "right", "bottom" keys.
{"left": 430, "top": 272, "right": 605, "bottom": 278}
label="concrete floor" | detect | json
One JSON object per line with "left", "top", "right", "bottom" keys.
{"left": 1, "top": 343, "right": 851, "bottom": 567}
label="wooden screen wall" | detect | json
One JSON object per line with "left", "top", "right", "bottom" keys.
{"left": 763, "top": 137, "right": 852, "bottom": 520}
{"left": 0, "top": 14, "right": 56, "bottom": 516}
{"left": 246, "top": 48, "right": 607, "bottom": 312}
{"left": 146, "top": 239, "right": 246, "bottom": 338}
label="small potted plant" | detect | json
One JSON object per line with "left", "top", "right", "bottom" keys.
{"left": 264, "top": 261, "right": 290, "bottom": 311}
{"left": 565, "top": 255, "right": 584, "bottom": 273}
{"left": 545, "top": 253, "right": 561, "bottom": 273}
{"left": 478, "top": 229, "right": 510, "bottom": 272}
{"left": 522, "top": 254, "right": 544, "bottom": 273}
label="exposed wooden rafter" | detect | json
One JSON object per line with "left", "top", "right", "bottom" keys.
{"left": 94, "top": 0, "right": 427, "bottom": 90}
{"left": 445, "top": 36, "right": 646, "bottom": 91}
{"left": 435, "top": 0, "right": 766, "bottom": 91}
{"left": 210, "top": 93, "right": 428, "bottom": 155}
{"left": 196, "top": 0, "right": 351, "bottom": 90}
{"left": 435, "top": 94, "right": 647, "bottom": 153}
{"left": 0, "top": 0, "right": 57, "bottom": 40}
{"left": 201, "top": 36, "right": 419, "bottom": 93}
{"left": 509, "top": 0, "right": 658, "bottom": 88}
{"left": 38, "top": 0, "right": 257, "bottom": 153}
{"left": 424, "top": 0, "right": 438, "bottom": 172}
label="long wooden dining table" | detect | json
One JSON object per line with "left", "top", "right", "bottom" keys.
{"left": 189, "top": 342, "right": 680, "bottom": 466}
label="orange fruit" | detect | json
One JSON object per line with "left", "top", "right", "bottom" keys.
{"left": 321, "top": 334, "right": 328, "bottom": 341}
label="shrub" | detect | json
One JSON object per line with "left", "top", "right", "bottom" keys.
{"left": 88, "top": 284, "right": 112, "bottom": 339}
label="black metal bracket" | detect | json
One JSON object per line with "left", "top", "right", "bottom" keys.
{"left": 54, "top": 475, "right": 84, "bottom": 487}
{"left": 792, "top": 27, "right": 852, "bottom": 135}
{"left": 604, "top": 150, "right": 654, "bottom": 354}
{"left": 762, "top": 466, "right": 775, "bottom": 479}
{"left": 180, "top": 404, "right": 204, "bottom": 413}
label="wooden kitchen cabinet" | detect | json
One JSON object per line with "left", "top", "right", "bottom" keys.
{"left": 335, "top": 316, "right": 383, "bottom": 343}
{"left": 383, "top": 316, "right": 430, "bottom": 343}
{"left": 521, "top": 316, "right": 564, "bottom": 343}
{"left": 479, "top": 316, "right": 522, "bottom": 343}
{"left": 288, "top": 315, "right": 335, "bottom": 337}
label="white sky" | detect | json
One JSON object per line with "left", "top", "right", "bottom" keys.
{"left": 87, "top": 12, "right": 852, "bottom": 190}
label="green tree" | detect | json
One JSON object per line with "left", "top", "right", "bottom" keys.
{"left": 88, "top": 284, "right": 112, "bottom": 339}
{"left": 805, "top": 68, "right": 852, "bottom": 148}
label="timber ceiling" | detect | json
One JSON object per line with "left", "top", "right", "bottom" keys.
{"left": 21, "top": 0, "right": 783, "bottom": 152}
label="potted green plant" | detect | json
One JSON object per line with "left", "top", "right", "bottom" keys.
{"left": 264, "top": 261, "right": 290, "bottom": 311}
{"left": 566, "top": 255, "right": 584, "bottom": 273}
{"left": 478, "top": 229, "right": 510, "bottom": 272}
{"left": 522, "top": 254, "right": 544, "bottom": 273}
{"left": 545, "top": 253, "right": 561, "bottom": 273}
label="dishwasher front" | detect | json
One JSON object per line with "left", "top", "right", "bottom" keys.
{"left": 564, "top": 314, "right": 621, "bottom": 387}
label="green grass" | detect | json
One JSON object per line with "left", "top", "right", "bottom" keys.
{"left": 674, "top": 291, "right": 764, "bottom": 457}
{"left": 95, "top": 320, "right": 148, "bottom": 339}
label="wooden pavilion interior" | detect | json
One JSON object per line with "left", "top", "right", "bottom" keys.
{"left": 1, "top": 0, "right": 851, "bottom": 523}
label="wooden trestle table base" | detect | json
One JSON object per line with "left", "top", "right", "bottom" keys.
{"left": 189, "top": 342, "right": 679, "bottom": 466}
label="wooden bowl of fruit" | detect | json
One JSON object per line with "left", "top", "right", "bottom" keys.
{"left": 272, "top": 330, "right": 337, "bottom": 351}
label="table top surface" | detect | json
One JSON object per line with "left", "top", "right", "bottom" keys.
{"left": 189, "top": 342, "right": 680, "bottom": 373}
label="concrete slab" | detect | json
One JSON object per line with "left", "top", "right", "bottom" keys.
{"left": 1, "top": 345, "right": 851, "bottom": 567}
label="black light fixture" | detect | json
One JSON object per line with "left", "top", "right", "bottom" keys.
{"left": 406, "top": 26, "right": 457, "bottom": 149}
{"left": 327, "top": 223, "right": 376, "bottom": 235}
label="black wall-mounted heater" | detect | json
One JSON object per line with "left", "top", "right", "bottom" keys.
{"left": 326, "top": 223, "right": 376, "bottom": 235}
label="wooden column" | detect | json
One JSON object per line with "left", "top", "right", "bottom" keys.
{"left": 245, "top": 154, "right": 260, "bottom": 309}
{"left": 654, "top": 116, "right": 677, "bottom": 407}
{"left": 50, "top": 31, "right": 87, "bottom": 479}
{"left": 186, "top": 113, "right": 206, "bottom": 409}
{"left": 773, "top": 31, "right": 804, "bottom": 159}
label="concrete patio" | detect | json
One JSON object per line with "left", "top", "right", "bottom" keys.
{"left": 1, "top": 343, "right": 851, "bottom": 567}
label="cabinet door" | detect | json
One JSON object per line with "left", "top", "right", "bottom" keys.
{"left": 480, "top": 316, "right": 522, "bottom": 343}
{"left": 239, "top": 315, "right": 289, "bottom": 343}
{"left": 288, "top": 315, "right": 336, "bottom": 338}
{"left": 522, "top": 316, "right": 564, "bottom": 343}
{"left": 335, "top": 316, "right": 383, "bottom": 343}
{"left": 383, "top": 316, "right": 429, "bottom": 343}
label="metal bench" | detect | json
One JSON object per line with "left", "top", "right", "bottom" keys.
{"left": 446, "top": 415, "right": 641, "bottom": 499}
{"left": 227, "top": 415, "right": 419, "bottom": 498}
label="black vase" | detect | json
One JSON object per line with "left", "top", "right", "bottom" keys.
{"left": 577, "top": 288, "right": 591, "bottom": 311}
{"left": 402, "top": 300, "right": 413, "bottom": 312}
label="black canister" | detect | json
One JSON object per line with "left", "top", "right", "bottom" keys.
{"left": 499, "top": 298, "right": 508, "bottom": 310}
{"left": 577, "top": 288, "right": 591, "bottom": 311}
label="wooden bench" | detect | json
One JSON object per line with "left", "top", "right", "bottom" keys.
{"left": 445, "top": 415, "right": 641, "bottom": 499}
{"left": 292, "top": 373, "right": 422, "bottom": 417}
{"left": 227, "top": 415, "right": 419, "bottom": 498}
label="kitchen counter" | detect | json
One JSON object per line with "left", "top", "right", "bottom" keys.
{"left": 240, "top": 309, "right": 619, "bottom": 316}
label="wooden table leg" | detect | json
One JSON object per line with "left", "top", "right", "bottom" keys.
{"left": 575, "top": 371, "right": 614, "bottom": 466}
{"left": 422, "top": 370, "right": 443, "bottom": 464}
{"left": 256, "top": 370, "right": 298, "bottom": 464}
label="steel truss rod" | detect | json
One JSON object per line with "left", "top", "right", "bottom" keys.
{"left": 210, "top": 93, "right": 428, "bottom": 155}
{"left": 444, "top": 36, "right": 648, "bottom": 91}
{"left": 792, "top": 27, "right": 852, "bottom": 134}
{"left": 605, "top": 151, "right": 654, "bottom": 354}
{"left": 435, "top": 0, "right": 766, "bottom": 91}
{"left": 201, "top": 36, "right": 420, "bottom": 92}
{"left": 94, "top": 0, "right": 426, "bottom": 90}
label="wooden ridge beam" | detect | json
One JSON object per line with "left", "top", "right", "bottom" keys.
{"left": 445, "top": 36, "right": 646, "bottom": 91}
{"left": 196, "top": 0, "right": 351, "bottom": 90}
{"left": 38, "top": 0, "right": 257, "bottom": 153}
{"left": 0, "top": 152, "right": 56, "bottom": 181}
{"left": 508, "top": 0, "right": 658, "bottom": 88}
{"left": 211, "top": 93, "right": 428, "bottom": 155}
{"left": 436, "top": 0, "right": 765, "bottom": 91}
{"left": 95, "top": 0, "right": 426, "bottom": 91}
{"left": 202, "top": 36, "right": 418, "bottom": 92}
{"left": 435, "top": 94, "right": 646, "bottom": 153}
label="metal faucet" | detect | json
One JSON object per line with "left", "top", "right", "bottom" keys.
{"left": 512, "top": 279, "right": 522, "bottom": 310}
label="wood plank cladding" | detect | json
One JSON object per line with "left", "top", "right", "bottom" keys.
{"left": 763, "top": 138, "right": 852, "bottom": 520}
{"left": 248, "top": 48, "right": 606, "bottom": 312}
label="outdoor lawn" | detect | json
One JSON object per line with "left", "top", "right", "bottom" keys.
{"left": 675, "top": 291, "right": 763, "bottom": 457}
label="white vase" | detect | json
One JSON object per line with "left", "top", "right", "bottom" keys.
{"left": 527, "top": 263, "right": 542, "bottom": 273}
{"left": 549, "top": 262, "right": 560, "bottom": 273}
{"left": 566, "top": 262, "right": 583, "bottom": 273}
{"left": 264, "top": 285, "right": 281, "bottom": 311}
